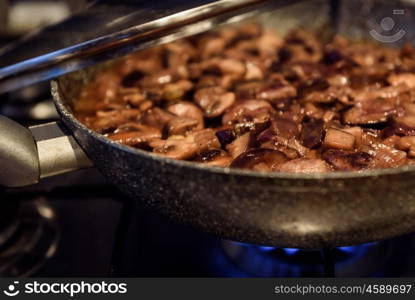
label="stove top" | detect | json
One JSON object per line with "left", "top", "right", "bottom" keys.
{"left": 2, "top": 164, "right": 415, "bottom": 278}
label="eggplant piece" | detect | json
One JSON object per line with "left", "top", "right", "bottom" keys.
{"left": 322, "top": 149, "right": 372, "bottom": 171}
{"left": 216, "top": 129, "right": 236, "bottom": 147}
{"left": 300, "top": 118, "right": 325, "bottom": 149}
{"left": 271, "top": 117, "right": 299, "bottom": 139}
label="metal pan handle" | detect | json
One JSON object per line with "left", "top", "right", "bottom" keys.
{"left": 0, "top": 115, "right": 91, "bottom": 187}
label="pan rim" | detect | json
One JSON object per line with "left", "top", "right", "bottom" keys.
{"left": 51, "top": 79, "right": 415, "bottom": 181}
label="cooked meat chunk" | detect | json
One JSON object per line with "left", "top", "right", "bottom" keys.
{"left": 86, "top": 109, "right": 140, "bottom": 133}
{"left": 244, "top": 61, "right": 264, "bottom": 80}
{"left": 230, "top": 148, "right": 288, "bottom": 171}
{"left": 369, "top": 145, "right": 407, "bottom": 168}
{"left": 341, "top": 127, "right": 363, "bottom": 144}
{"left": 200, "top": 58, "right": 246, "bottom": 78}
{"left": 164, "top": 40, "right": 196, "bottom": 67}
{"left": 327, "top": 74, "right": 349, "bottom": 87}
{"left": 194, "top": 87, "right": 235, "bottom": 117}
{"left": 226, "top": 133, "right": 251, "bottom": 158}
{"left": 387, "top": 73, "right": 415, "bottom": 88}
{"left": 233, "top": 119, "right": 271, "bottom": 137}
{"left": 166, "top": 117, "right": 201, "bottom": 135}
{"left": 139, "top": 107, "right": 174, "bottom": 129}
{"left": 198, "top": 36, "right": 226, "bottom": 58}
{"left": 300, "top": 118, "right": 325, "bottom": 149}
{"left": 215, "top": 129, "right": 236, "bottom": 146}
{"left": 150, "top": 129, "right": 220, "bottom": 160}
{"left": 270, "top": 117, "right": 299, "bottom": 139}
{"left": 75, "top": 24, "right": 415, "bottom": 173}
{"left": 352, "top": 85, "right": 410, "bottom": 102}
{"left": 257, "top": 82, "right": 297, "bottom": 101}
{"left": 222, "top": 99, "right": 274, "bottom": 125}
{"left": 322, "top": 149, "right": 372, "bottom": 171}
{"left": 323, "top": 128, "right": 356, "bottom": 150}
{"left": 194, "top": 149, "right": 232, "bottom": 167}
{"left": 396, "top": 136, "right": 415, "bottom": 157}
{"left": 163, "top": 80, "right": 193, "bottom": 101}
{"left": 397, "top": 136, "right": 415, "bottom": 155}
{"left": 343, "top": 98, "right": 397, "bottom": 125}
{"left": 139, "top": 69, "right": 181, "bottom": 88}
{"left": 108, "top": 125, "right": 161, "bottom": 146}
{"left": 257, "top": 30, "right": 283, "bottom": 56}
{"left": 149, "top": 136, "right": 199, "bottom": 160}
{"left": 167, "top": 101, "right": 204, "bottom": 130}
{"left": 278, "top": 158, "right": 331, "bottom": 173}
{"left": 303, "top": 86, "right": 350, "bottom": 104}
{"left": 383, "top": 116, "right": 415, "bottom": 137}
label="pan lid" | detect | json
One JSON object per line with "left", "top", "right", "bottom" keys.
{"left": 0, "top": 0, "right": 299, "bottom": 94}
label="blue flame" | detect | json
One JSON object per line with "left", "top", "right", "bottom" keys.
{"left": 283, "top": 248, "right": 300, "bottom": 255}
{"left": 218, "top": 240, "right": 380, "bottom": 277}
{"left": 337, "top": 242, "right": 377, "bottom": 255}
{"left": 258, "top": 246, "right": 275, "bottom": 252}
{"left": 255, "top": 243, "right": 378, "bottom": 257}
{"left": 254, "top": 245, "right": 301, "bottom": 255}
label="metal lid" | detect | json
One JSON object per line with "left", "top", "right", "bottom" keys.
{"left": 0, "top": 0, "right": 298, "bottom": 94}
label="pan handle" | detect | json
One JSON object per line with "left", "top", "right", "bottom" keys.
{"left": 0, "top": 115, "right": 92, "bottom": 187}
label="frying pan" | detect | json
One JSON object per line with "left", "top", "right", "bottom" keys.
{"left": 2, "top": 0, "right": 415, "bottom": 249}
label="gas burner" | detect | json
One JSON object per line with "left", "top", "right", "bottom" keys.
{"left": 221, "top": 240, "right": 395, "bottom": 277}
{"left": 0, "top": 198, "right": 60, "bottom": 276}
{"left": 0, "top": 199, "right": 20, "bottom": 247}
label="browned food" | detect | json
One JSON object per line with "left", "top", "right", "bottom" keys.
{"left": 74, "top": 23, "right": 415, "bottom": 173}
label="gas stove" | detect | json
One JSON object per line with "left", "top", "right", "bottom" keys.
{"left": 2, "top": 167, "right": 415, "bottom": 277}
